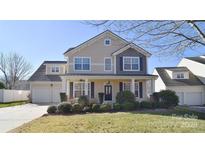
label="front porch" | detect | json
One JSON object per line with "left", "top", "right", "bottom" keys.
{"left": 61, "top": 75, "right": 156, "bottom": 103}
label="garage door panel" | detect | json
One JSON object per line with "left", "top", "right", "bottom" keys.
{"left": 32, "top": 84, "right": 61, "bottom": 104}
{"left": 185, "top": 92, "right": 202, "bottom": 106}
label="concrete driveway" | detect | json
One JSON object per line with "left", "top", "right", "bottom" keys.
{"left": 0, "top": 103, "right": 48, "bottom": 132}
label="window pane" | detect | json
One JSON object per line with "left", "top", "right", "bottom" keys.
{"left": 83, "top": 58, "right": 90, "bottom": 64}
{"left": 83, "top": 64, "right": 90, "bottom": 70}
{"left": 56, "top": 67, "right": 59, "bottom": 72}
{"left": 124, "top": 58, "right": 131, "bottom": 64}
{"left": 105, "top": 58, "right": 111, "bottom": 70}
{"left": 124, "top": 64, "right": 131, "bottom": 70}
{"left": 135, "top": 82, "right": 139, "bottom": 97}
{"left": 52, "top": 67, "right": 55, "bottom": 72}
{"left": 132, "top": 64, "right": 139, "bottom": 70}
{"left": 75, "top": 64, "right": 82, "bottom": 70}
{"left": 132, "top": 58, "right": 138, "bottom": 64}
{"left": 123, "top": 82, "right": 131, "bottom": 91}
{"left": 105, "top": 65, "right": 111, "bottom": 70}
{"left": 75, "top": 58, "right": 81, "bottom": 64}
{"left": 105, "top": 58, "right": 111, "bottom": 64}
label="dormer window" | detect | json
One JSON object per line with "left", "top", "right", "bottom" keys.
{"left": 104, "top": 39, "right": 111, "bottom": 46}
{"left": 176, "top": 73, "right": 185, "bottom": 79}
{"left": 51, "top": 66, "right": 60, "bottom": 73}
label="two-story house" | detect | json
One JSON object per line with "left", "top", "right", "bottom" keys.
{"left": 29, "top": 30, "right": 157, "bottom": 104}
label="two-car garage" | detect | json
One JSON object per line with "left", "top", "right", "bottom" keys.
{"left": 31, "top": 82, "right": 61, "bottom": 104}
{"left": 168, "top": 86, "right": 204, "bottom": 106}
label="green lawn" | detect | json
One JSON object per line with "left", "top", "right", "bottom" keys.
{"left": 10, "top": 109, "right": 205, "bottom": 133}
{"left": 0, "top": 101, "right": 27, "bottom": 108}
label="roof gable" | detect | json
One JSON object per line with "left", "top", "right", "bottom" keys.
{"left": 185, "top": 57, "right": 205, "bottom": 65}
{"left": 112, "top": 43, "right": 151, "bottom": 57}
{"left": 29, "top": 61, "right": 66, "bottom": 82}
{"left": 64, "top": 30, "right": 144, "bottom": 56}
{"left": 155, "top": 67, "right": 203, "bottom": 86}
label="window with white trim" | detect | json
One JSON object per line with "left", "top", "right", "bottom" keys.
{"left": 176, "top": 73, "right": 185, "bottom": 79}
{"left": 74, "top": 57, "right": 90, "bottom": 71}
{"left": 122, "top": 81, "right": 139, "bottom": 97}
{"left": 104, "top": 57, "right": 112, "bottom": 71}
{"left": 74, "top": 82, "right": 90, "bottom": 98}
{"left": 134, "top": 82, "right": 139, "bottom": 97}
{"left": 104, "top": 39, "right": 111, "bottom": 46}
{"left": 51, "top": 66, "right": 60, "bottom": 73}
{"left": 123, "top": 57, "right": 140, "bottom": 71}
{"left": 123, "top": 82, "right": 131, "bottom": 91}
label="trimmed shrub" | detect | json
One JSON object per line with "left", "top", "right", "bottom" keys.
{"left": 72, "top": 103, "right": 83, "bottom": 113}
{"left": 60, "top": 93, "right": 67, "bottom": 102}
{"left": 100, "top": 103, "right": 112, "bottom": 112}
{"left": 154, "top": 101, "right": 168, "bottom": 109}
{"left": 82, "top": 106, "right": 91, "bottom": 113}
{"left": 89, "top": 99, "right": 98, "bottom": 108}
{"left": 159, "top": 90, "right": 179, "bottom": 107}
{"left": 92, "top": 103, "right": 100, "bottom": 112}
{"left": 98, "top": 93, "right": 104, "bottom": 104}
{"left": 78, "top": 96, "right": 89, "bottom": 107}
{"left": 121, "top": 102, "right": 136, "bottom": 111}
{"left": 113, "top": 103, "right": 121, "bottom": 111}
{"left": 57, "top": 103, "right": 72, "bottom": 114}
{"left": 134, "top": 101, "right": 140, "bottom": 109}
{"left": 47, "top": 106, "right": 57, "bottom": 114}
{"left": 140, "top": 101, "right": 153, "bottom": 109}
{"left": 116, "top": 91, "right": 135, "bottom": 104}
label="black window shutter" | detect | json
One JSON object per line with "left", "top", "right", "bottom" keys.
{"left": 139, "top": 82, "right": 143, "bottom": 98}
{"left": 91, "top": 82, "right": 95, "bottom": 98}
{"left": 70, "top": 82, "right": 73, "bottom": 98}
{"left": 140, "top": 57, "right": 143, "bottom": 71}
{"left": 119, "top": 82, "right": 123, "bottom": 92}
{"left": 120, "top": 57, "right": 123, "bottom": 71}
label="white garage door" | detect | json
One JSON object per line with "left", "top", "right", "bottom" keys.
{"left": 176, "top": 92, "right": 202, "bottom": 106}
{"left": 186, "top": 92, "right": 202, "bottom": 106}
{"left": 32, "top": 84, "right": 61, "bottom": 104}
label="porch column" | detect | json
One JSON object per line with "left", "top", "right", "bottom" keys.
{"left": 61, "top": 77, "right": 66, "bottom": 93}
{"left": 66, "top": 80, "right": 70, "bottom": 96}
{"left": 151, "top": 78, "right": 155, "bottom": 94}
{"left": 85, "top": 79, "right": 89, "bottom": 96}
{"left": 131, "top": 78, "right": 135, "bottom": 94}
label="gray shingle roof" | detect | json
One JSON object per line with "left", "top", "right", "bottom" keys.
{"left": 63, "top": 73, "right": 157, "bottom": 77}
{"left": 156, "top": 67, "right": 203, "bottom": 86}
{"left": 29, "top": 61, "right": 66, "bottom": 82}
{"left": 186, "top": 57, "right": 205, "bottom": 64}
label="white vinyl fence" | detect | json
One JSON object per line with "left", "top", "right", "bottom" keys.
{"left": 0, "top": 89, "right": 30, "bottom": 103}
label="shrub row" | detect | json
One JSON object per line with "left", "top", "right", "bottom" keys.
{"left": 47, "top": 101, "right": 171, "bottom": 115}
{"left": 47, "top": 102, "right": 113, "bottom": 114}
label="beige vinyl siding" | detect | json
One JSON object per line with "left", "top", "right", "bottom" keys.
{"left": 67, "top": 35, "right": 126, "bottom": 74}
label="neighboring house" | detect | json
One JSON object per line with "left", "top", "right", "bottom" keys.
{"left": 178, "top": 55, "right": 205, "bottom": 84}
{"left": 29, "top": 30, "right": 157, "bottom": 104}
{"left": 153, "top": 67, "right": 205, "bottom": 106}
{"left": 13, "top": 80, "right": 30, "bottom": 90}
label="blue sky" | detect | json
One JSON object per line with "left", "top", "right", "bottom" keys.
{"left": 0, "top": 20, "right": 204, "bottom": 74}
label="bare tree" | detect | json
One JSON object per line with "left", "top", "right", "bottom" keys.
{"left": 86, "top": 20, "right": 205, "bottom": 56}
{"left": 0, "top": 52, "right": 32, "bottom": 89}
